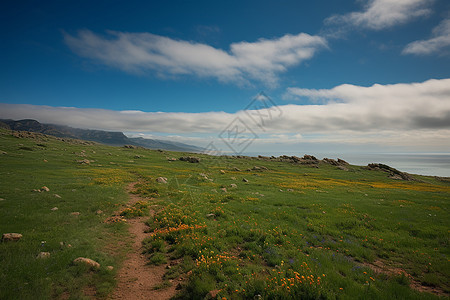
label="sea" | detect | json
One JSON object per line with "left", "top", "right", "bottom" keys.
{"left": 243, "top": 152, "right": 450, "bottom": 177}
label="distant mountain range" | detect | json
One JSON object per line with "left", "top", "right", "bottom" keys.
{"left": 0, "top": 119, "right": 204, "bottom": 153}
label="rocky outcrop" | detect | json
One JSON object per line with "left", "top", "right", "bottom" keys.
{"left": 367, "top": 163, "right": 414, "bottom": 181}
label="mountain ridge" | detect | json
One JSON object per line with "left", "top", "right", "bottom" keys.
{"left": 0, "top": 119, "right": 204, "bottom": 152}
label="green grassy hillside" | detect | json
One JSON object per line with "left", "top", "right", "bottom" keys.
{"left": 0, "top": 128, "right": 448, "bottom": 299}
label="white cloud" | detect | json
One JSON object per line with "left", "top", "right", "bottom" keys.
{"left": 325, "top": 0, "right": 433, "bottom": 31}
{"left": 64, "top": 30, "right": 327, "bottom": 86}
{"left": 403, "top": 18, "right": 450, "bottom": 55}
{"left": 1, "top": 78, "right": 449, "bottom": 152}
{"left": 284, "top": 78, "right": 450, "bottom": 131}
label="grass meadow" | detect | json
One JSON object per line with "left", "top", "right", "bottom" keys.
{"left": 0, "top": 128, "right": 448, "bottom": 299}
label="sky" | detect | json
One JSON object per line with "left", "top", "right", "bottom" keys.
{"left": 1, "top": 0, "right": 450, "bottom": 158}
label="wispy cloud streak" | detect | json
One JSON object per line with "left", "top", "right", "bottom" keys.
{"left": 64, "top": 30, "right": 327, "bottom": 86}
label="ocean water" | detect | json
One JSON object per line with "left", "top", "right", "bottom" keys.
{"left": 244, "top": 152, "right": 450, "bottom": 177}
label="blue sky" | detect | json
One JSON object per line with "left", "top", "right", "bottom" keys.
{"left": 1, "top": 0, "right": 450, "bottom": 156}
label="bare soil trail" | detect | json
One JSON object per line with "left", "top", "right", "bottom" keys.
{"left": 109, "top": 182, "right": 178, "bottom": 300}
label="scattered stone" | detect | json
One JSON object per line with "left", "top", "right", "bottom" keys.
{"left": 156, "top": 177, "right": 168, "bottom": 184}
{"left": 206, "top": 289, "right": 220, "bottom": 299}
{"left": 233, "top": 167, "right": 241, "bottom": 171}
{"left": 206, "top": 213, "right": 215, "bottom": 218}
{"left": 230, "top": 177, "right": 236, "bottom": 180}
{"left": 41, "top": 186, "right": 50, "bottom": 192}
{"left": 2, "top": 233, "right": 22, "bottom": 242}
{"left": 70, "top": 212, "right": 80, "bottom": 216}
{"left": 43, "top": 159, "right": 48, "bottom": 163}
{"left": 252, "top": 166, "right": 261, "bottom": 171}
{"left": 54, "top": 194, "right": 62, "bottom": 198}
{"left": 220, "top": 187, "right": 227, "bottom": 193}
{"left": 96, "top": 210, "right": 103, "bottom": 215}
{"left": 287, "top": 189, "right": 294, "bottom": 192}
{"left": 0, "top": 150, "right": 7, "bottom": 155}
{"left": 37, "top": 252, "right": 50, "bottom": 259}
{"left": 123, "top": 145, "right": 137, "bottom": 149}
{"left": 337, "top": 166, "right": 349, "bottom": 171}
{"left": 73, "top": 257, "right": 100, "bottom": 269}
{"left": 220, "top": 170, "right": 226, "bottom": 174}
{"left": 167, "top": 157, "right": 177, "bottom": 161}
{"left": 51, "top": 207, "right": 58, "bottom": 211}
{"left": 0, "top": 198, "right": 5, "bottom": 201}
{"left": 230, "top": 183, "right": 237, "bottom": 188}
{"left": 134, "top": 155, "right": 142, "bottom": 159}
{"left": 179, "top": 156, "right": 200, "bottom": 163}
{"left": 242, "top": 178, "right": 249, "bottom": 183}
{"left": 106, "top": 266, "right": 114, "bottom": 271}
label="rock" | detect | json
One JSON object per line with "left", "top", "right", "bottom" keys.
{"left": 337, "top": 166, "right": 349, "bottom": 171}
{"left": 287, "top": 189, "right": 294, "bottom": 192}
{"left": 77, "top": 159, "right": 92, "bottom": 165}
{"left": 156, "top": 177, "right": 168, "bottom": 184}
{"left": 134, "top": 155, "right": 142, "bottom": 159}
{"left": 96, "top": 210, "right": 103, "bottom": 215}
{"left": 242, "top": 178, "right": 249, "bottom": 182}
{"left": 220, "top": 187, "right": 227, "bottom": 193}
{"left": 233, "top": 167, "right": 241, "bottom": 171}
{"left": 41, "top": 186, "right": 50, "bottom": 192}
{"left": 252, "top": 166, "right": 261, "bottom": 171}
{"left": 323, "top": 158, "right": 339, "bottom": 166}
{"left": 0, "top": 198, "right": 4, "bottom": 201}
{"left": 73, "top": 257, "right": 100, "bottom": 269}
{"left": 337, "top": 158, "right": 349, "bottom": 165}
{"left": 367, "top": 163, "right": 414, "bottom": 181}
{"left": 230, "top": 184, "right": 237, "bottom": 188}
{"left": 54, "top": 194, "right": 62, "bottom": 198}
{"left": 70, "top": 212, "right": 80, "bottom": 216}
{"left": 37, "top": 252, "right": 50, "bottom": 259}
{"left": 206, "top": 213, "right": 215, "bottom": 218}
{"left": 206, "top": 289, "right": 220, "bottom": 299}
{"left": 51, "top": 207, "right": 58, "bottom": 211}
{"left": 106, "top": 266, "right": 114, "bottom": 271}
{"left": 167, "top": 157, "right": 177, "bottom": 161}
{"left": 179, "top": 156, "right": 200, "bottom": 163}
{"left": 2, "top": 233, "right": 22, "bottom": 242}
{"left": 0, "top": 151, "right": 7, "bottom": 155}
{"left": 231, "top": 177, "right": 236, "bottom": 180}
{"left": 123, "top": 145, "right": 137, "bottom": 149}
{"left": 43, "top": 159, "right": 48, "bottom": 163}
{"left": 220, "top": 170, "right": 226, "bottom": 174}
{"left": 166, "top": 265, "right": 172, "bottom": 269}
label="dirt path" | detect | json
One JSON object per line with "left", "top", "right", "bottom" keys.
{"left": 109, "top": 182, "right": 178, "bottom": 300}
